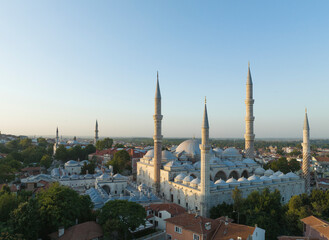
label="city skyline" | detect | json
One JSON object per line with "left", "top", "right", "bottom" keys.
{"left": 1, "top": 1, "right": 329, "bottom": 138}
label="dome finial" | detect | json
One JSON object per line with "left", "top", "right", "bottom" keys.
{"left": 248, "top": 61, "right": 250, "bottom": 68}
{"left": 205, "top": 96, "right": 207, "bottom": 104}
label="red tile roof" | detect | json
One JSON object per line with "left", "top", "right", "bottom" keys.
{"left": 315, "top": 157, "right": 329, "bottom": 163}
{"left": 48, "top": 221, "right": 103, "bottom": 240}
{"left": 211, "top": 221, "right": 255, "bottom": 240}
{"left": 165, "top": 212, "right": 220, "bottom": 236}
{"left": 301, "top": 216, "right": 329, "bottom": 238}
{"left": 278, "top": 236, "right": 318, "bottom": 240}
{"left": 146, "top": 203, "right": 186, "bottom": 217}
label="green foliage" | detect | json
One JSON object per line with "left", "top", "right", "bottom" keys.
{"left": 55, "top": 144, "right": 96, "bottom": 161}
{"left": 264, "top": 157, "right": 300, "bottom": 173}
{"left": 107, "top": 150, "right": 131, "bottom": 174}
{"left": 210, "top": 188, "right": 286, "bottom": 240}
{"left": 81, "top": 162, "right": 96, "bottom": 174}
{"left": 0, "top": 164, "right": 15, "bottom": 183}
{"left": 19, "top": 138, "right": 32, "bottom": 149}
{"left": 114, "top": 143, "right": 125, "bottom": 148}
{"left": 10, "top": 198, "right": 41, "bottom": 240}
{"left": 0, "top": 192, "right": 18, "bottom": 222}
{"left": 96, "top": 138, "right": 113, "bottom": 151}
{"left": 40, "top": 154, "right": 52, "bottom": 169}
{"left": 98, "top": 200, "right": 146, "bottom": 240}
{"left": 21, "top": 146, "right": 47, "bottom": 165}
{"left": 36, "top": 182, "right": 93, "bottom": 238}
{"left": 37, "top": 137, "right": 48, "bottom": 147}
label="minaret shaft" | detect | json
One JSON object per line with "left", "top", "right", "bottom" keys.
{"left": 153, "top": 72, "right": 162, "bottom": 195}
{"left": 200, "top": 101, "right": 210, "bottom": 217}
{"left": 94, "top": 120, "right": 99, "bottom": 146}
{"left": 302, "top": 111, "right": 311, "bottom": 194}
{"left": 245, "top": 64, "right": 255, "bottom": 159}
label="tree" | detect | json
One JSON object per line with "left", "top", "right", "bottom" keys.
{"left": 96, "top": 138, "right": 113, "bottom": 151}
{"left": 0, "top": 193, "right": 18, "bottom": 222}
{"left": 0, "top": 164, "right": 15, "bottom": 183}
{"left": 54, "top": 145, "right": 68, "bottom": 161}
{"left": 84, "top": 144, "right": 96, "bottom": 156}
{"left": 81, "top": 162, "right": 96, "bottom": 174}
{"left": 98, "top": 200, "right": 146, "bottom": 240}
{"left": 10, "top": 198, "right": 41, "bottom": 240}
{"left": 288, "top": 159, "right": 301, "bottom": 172}
{"left": 37, "top": 183, "right": 93, "bottom": 238}
{"left": 40, "top": 154, "right": 52, "bottom": 169}
{"left": 37, "top": 138, "right": 48, "bottom": 147}
{"left": 108, "top": 150, "right": 131, "bottom": 174}
{"left": 19, "top": 138, "right": 32, "bottom": 149}
{"left": 264, "top": 157, "right": 299, "bottom": 174}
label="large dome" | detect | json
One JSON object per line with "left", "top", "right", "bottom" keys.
{"left": 222, "top": 147, "right": 242, "bottom": 160}
{"left": 176, "top": 139, "right": 201, "bottom": 158}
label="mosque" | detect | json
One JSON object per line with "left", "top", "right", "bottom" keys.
{"left": 136, "top": 66, "right": 307, "bottom": 217}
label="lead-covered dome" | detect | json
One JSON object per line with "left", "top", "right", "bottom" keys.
{"left": 222, "top": 148, "right": 242, "bottom": 160}
{"left": 144, "top": 149, "right": 154, "bottom": 160}
{"left": 162, "top": 150, "right": 177, "bottom": 162}
{"left": 176, "top": 139, "right": 201, "bottom": 158}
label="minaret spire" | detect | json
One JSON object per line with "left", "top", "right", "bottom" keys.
{"left": 94, "top": 120, "right": 99, "bottom": 146}
{"left": 302, "top": 109, "right": 311, "bottom": 194}
{"left": 53, "top": 127, "right": 59, "bottom": 156}
{"left": 244, "top": 63, "right": 255, "bottom": 159}
{"left": 153, "top": 71, "right": 163, "bottom": 195}
{"left": 200, "top": 98, "right": 210, "bottom": 217}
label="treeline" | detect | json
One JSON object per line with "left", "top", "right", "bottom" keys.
{"left": 210, "top": 188, "right": 329, "bottom": 240}
{"left": 0, "top": 183, "right": 146, "bottom": 240}
{"left": 54, "top": 144, "right": 96, "bottom": 161}
{"left": 0, "top": 138, "right": 53, "bottom": 183}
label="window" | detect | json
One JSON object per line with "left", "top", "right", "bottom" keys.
{"left": 178, "top": 199, "right": 180, "bottom": 204}
{"left": 193, "top": 234, "right": 200, "bottom": 240}
{"left": 175, "top": 226, "right": 182, "bottom": 234}
{"left": 155, "top": 221, "right": 158, "bottom": 227}
{"left": 166, "top": 234, "right": 172, "bottom": 240}
{"left": 186, "top": 202, "right": 188, "bottom": 208}
{"left": 159, "top": 212, "right": 162, "bottom": 218}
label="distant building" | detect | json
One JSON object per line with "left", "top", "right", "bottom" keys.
{"left": 165, "top": 212, "right": 265, "bottom": 240}
{"left": 145, "top": 203, "right": 186, "bottom": 230}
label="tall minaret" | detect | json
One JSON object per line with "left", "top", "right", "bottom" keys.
{"left": 53, "top": 127, "right": 59, "bottom": 156}
{"left": 244, "top": 62, "right": 255, "bottom": 159}
{"left": 56, "top": 127, "right": 59, "bottom": 145}
{"left": 200, "top": 97, "right": 210, "bottom": 217}
{"left": 94, "top": 120, "right": 99, "bottom": 145}
{"left": 153, "top": 71, "right": 163, "bottom": 195}
{"left": 302, "top": 109, "right": 311, "bottom": 194}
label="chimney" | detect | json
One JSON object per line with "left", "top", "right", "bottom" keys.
{"left": 225, "top": 216, "right": 228, "bottom": 225}
{"left": 58, "top": 227, "right": 64, "bottom": 237}
{"left": 86, "top": 170, "right": 89, "bottom": 175}
{"left": 255, "top": 224, "right": 258, "bottom": 228}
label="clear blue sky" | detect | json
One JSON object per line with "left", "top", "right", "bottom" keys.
{"left": 0, "top": 1, "right": 329, "bottom": 139}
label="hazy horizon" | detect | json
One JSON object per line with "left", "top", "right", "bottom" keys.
{"left": 1, "top": 1, "right": 329, "bottom": 138}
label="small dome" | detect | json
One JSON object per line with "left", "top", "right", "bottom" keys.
{"left": 84, "top": 174, "right": 93, "bottom": 179}
{"left": 144, "top": 149, "right": 154, "bottom": 159}
{"left": 113, "top": 173, "right": 125, "bottom": 179}
{"left": 97, "top": 173, "right": 111, "bottom": 180}
{"left": 260, "top": 176, "right": 272, "bottom": 184}
{"left": 226, "top": 177, "right": 238, "bottom": 183}
{"left": 264, "top": 169, "right": 274, "bottom": 177}
{"left": 269, "top": 174, "right": 281, "bottom": 182}
{"left": 285, "top": 172, "right": 299, "bottom": 180}
{"left": 162, "top": 150, "right": 177, "bottom": 161}
{"left": 183, "top": 175, "right": 194, "bottom": 183}
{"left": 70, "top": 174, "right": 79, "bottom": 180}
{"left": 273, "top": 171, "right": 283, "bottom": 176}
{"left": 222, "top": 148, "right": 241, "bottom": 158}
{"left": 238, "top": 177, "right": 249, "bottom": 183}
{"left": 215, "top": 179, "right": 227, "bottom": 184}
{"left": 60, "top": 175, "right": 70, "bottom": 180}
{"left": 190, "top": 178, "right": 200, "bottom": 185}
{"left": 213, "top": 147, "right": 223, "bottom": 157}
{"left": 164, "top": 160, "right": 181, "bottom": 168}
{"left": 254, "top": 167, "right": 266, "bottom": 176}
{"left": 174, "top": 173, "right": 187, "bottom": 182}
{"left": 182, "top": 163, "right": 195, "bottom": 170}
{"left": 243, "top": 158, "right": 256, "bottom": 165}
{"left": 278, "top": 173, "right": 290, "bottom": 181}
{"left": 176, "top": 139, "right": 201, "bottom": 158}
{"left": 65, "top": 160, "right": 79, "bottom": 166}
{"left": 248, "top": 174, "right": 261, "bottom": 181}
{"left": 193, "top": 161, "right": 201, "bottom": 170}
